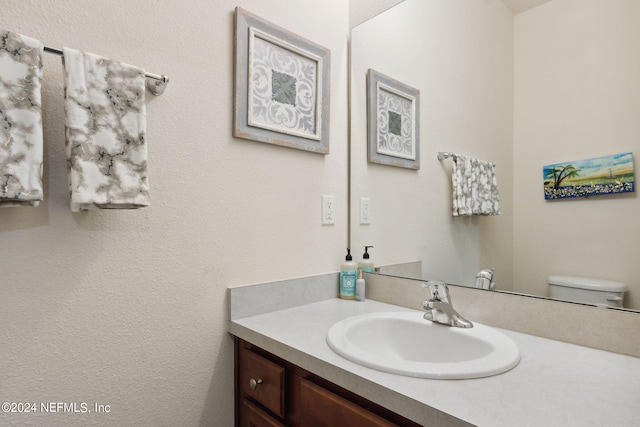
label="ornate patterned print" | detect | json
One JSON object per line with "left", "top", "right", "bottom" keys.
{"left": 0, "top": 30, "right": 44, "bottom": 207}
{"left": 376, "top": 86, "right": 414, "bottom": 160}
{"left": 249, "top": 34, "right": 318, "bottom": 138}
{"left": 452, "top": 155, "right": 500, "bottom": 216}
{"left": 388, "top": 111, "right": 402, "bottom": 136}
{"left": 63, "top": 48, "right": 149, "bottom": 211}
{"left": 271, "top": 70, "right": 297, "bottom": 106}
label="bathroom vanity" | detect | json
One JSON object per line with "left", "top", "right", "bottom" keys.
{"left": 236, "top": 337, "right": 422, "bottom": 426}
{"left": 228, "top": 275, "right": 640, "bottom": 426}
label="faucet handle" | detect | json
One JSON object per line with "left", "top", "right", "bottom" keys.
{"left": 479, "top": 268, "right": 495, "bottom": 280}
{"left": 422, "top": 280, "right": 451, "bottom": 303}
{"left": 475, "top": 268, "right": 495, "bottom": 289}
{"left": 421, "top": 280, "right": 473, "bottom": 328}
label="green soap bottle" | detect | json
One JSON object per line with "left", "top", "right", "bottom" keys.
{"left": 339, "top": 248, "right": 357, "bottom": 300}
{"left": 358, "top": 246, "right": 375, "bottom": 274}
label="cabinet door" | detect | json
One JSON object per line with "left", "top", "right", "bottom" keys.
{"left": 300, "top": 379, "right": 398, "bottom": 427}
{"left": 242, "top": 399, "right": 286, "bottom": 427}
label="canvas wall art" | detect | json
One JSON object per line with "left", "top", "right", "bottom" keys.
{"left": 543, "top": 152, "right": 635, "bottom": 200}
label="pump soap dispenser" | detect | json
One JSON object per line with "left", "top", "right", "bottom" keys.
{"left": 358, "top": 246, "right": 375, "bottom": 274}
{"left": 339, "top": 248, "right": 357, "bottom": 300}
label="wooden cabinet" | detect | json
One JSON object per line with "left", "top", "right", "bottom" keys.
{"left": 299, "top": 378, "right": 397, "bottom": 427}
{"left": 240, "top": 348, "right": 285, "bottom": 418}
{"left": 235, "top": 338, "right": 421, "bottom": 427}
{"left": 243, "top": 400, "right": 286, "bottom": 427}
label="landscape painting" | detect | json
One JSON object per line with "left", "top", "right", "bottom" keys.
{"left": 543, "top": 152, "right": 635, "bottom": 200}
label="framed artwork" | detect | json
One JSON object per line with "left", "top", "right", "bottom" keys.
{"left": 234, "top": 7, "right": 331, "bottom": 154}
{"left": 543, "top": 152, "right": 635, "bottom": 199}
{"left": 367, "top": 69, "right": 420, "bottom": 169}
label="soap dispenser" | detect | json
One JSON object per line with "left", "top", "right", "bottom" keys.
{"left": 358, "top": 246, "right": 375, "bottom": 274}
{"left": 339, "top": 248, "right": 357, "bottom": 300}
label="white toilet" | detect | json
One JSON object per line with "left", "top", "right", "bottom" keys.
{"left": 548, "top": 275, "right": 628, "bottom": 307}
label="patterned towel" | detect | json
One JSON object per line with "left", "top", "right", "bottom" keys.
{"left": 62, "top": 48, "right": 149, "bottom": 212}
{"left": 0, "top": 30, "right": 44, "bottom": 207}
{"left": 452, "top": 154, "right": 500, "bottom": 216}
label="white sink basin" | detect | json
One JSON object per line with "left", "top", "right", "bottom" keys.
{"left": 326, "top": 311, "right": 520, "bottom": 379}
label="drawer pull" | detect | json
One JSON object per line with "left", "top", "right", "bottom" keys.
{"left": 249, "top": 378, "right": 263, "bottom": 390}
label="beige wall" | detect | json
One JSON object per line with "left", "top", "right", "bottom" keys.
{"left": 513, "top": 0, "right": 640, "bottom": 309}
{"left": 0, "top": 1, "right": 348, "bottom": 425}
{"left": 349, "top": 0, "right": 405, "bottom": 28}
{"left": 350, "top": 0, "right": 514, "bottom": 288}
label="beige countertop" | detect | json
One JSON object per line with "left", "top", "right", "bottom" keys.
{"left": 229, "top": 297, "right": 640, "bottom": 427}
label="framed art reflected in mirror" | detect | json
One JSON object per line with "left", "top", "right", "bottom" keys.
{"left": 367, "top": 69, "right": 420, "bottom": 169}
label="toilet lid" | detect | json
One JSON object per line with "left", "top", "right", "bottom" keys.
{"left": 548, "top": 275, "right": 628, "bottom": 292}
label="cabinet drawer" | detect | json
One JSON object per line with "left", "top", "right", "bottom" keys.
{"left": 242, "top": 399, "right": 286, "bottom": 427}
{"left": 240, "top": 348, "right": 286, "bottom": 418}
{"left": 301, "top": 378, "right": 398, "bottom": 427}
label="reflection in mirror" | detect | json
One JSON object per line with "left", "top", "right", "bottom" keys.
{"left": 349, "top": 0, "right": 639, "bottom": 311}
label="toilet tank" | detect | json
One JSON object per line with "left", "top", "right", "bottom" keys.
{"left": 548, "top": 275, "right": 628, "bottom": 307}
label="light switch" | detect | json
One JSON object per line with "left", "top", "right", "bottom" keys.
{"left": 360, "top": 197, "right": 371, "bottom": 224}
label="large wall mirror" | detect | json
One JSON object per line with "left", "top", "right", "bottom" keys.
{"left": 349, "top": 0, "right": 640, "bottom": 311}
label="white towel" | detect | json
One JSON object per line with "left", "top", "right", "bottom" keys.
{"left": 62, "top": 48, "right": 149, "bottom": 212}
{"left": 452, "top": 154, "right": 500, "bottom": 216}
{"left": 0, "top": 30, "right": 44, "bottom": 207}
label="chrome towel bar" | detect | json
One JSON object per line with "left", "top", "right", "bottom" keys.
{"left": 43, "top": 45, "right": 169, "bottom": 96}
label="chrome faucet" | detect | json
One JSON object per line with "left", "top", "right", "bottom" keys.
{"left": 422, "top": 281, "right": 473, "bottom": 328}
{"left": 474, "top": 268, "right": 496, "bottom": 290}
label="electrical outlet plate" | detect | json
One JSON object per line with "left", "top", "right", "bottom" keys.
{"left": 322, "top": 195, "right": 336, "bottom": 225}
{"left": 360, "top": 197, "right": 371, "bottom": 224}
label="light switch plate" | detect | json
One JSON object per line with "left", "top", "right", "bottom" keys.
{"left": 360, "top": 197, "right": 371, "bottom": 224}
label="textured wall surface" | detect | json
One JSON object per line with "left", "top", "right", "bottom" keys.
{"left": 0, "top": 1, "right": 348, "bottom": 425}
